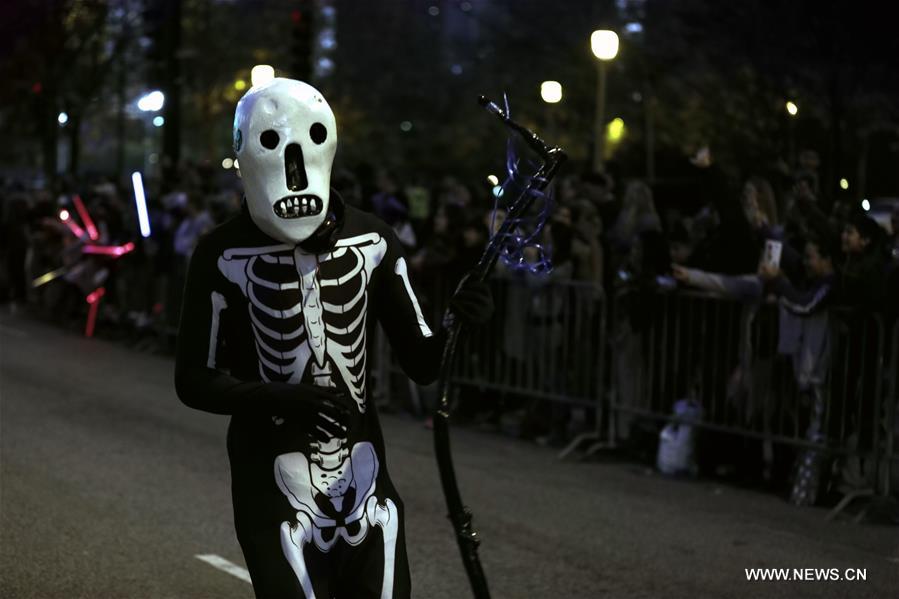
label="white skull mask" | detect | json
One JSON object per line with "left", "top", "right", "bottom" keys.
{"left": 233, "top": 78, "right": 337, "bottom": 244}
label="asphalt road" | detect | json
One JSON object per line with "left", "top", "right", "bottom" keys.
{"left": 1, "top": 315, "right": 897, "bottom": 599}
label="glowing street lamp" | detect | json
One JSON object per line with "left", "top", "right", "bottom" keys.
{"left": 251, "top": 64, "right": 275, "bottom": 87}
{"left": 540, "top": 81, "right": 563, "bottom": 104}
{"left": 786, "top": 101, "right": 799, "bottom": 117}
{"left": 591, "top": 30, "right": 620, "bottom": 61}
{"left": 137, "top": 90, "right": 165, "bottom": 112}
{"left": 539, "top": 80, "right": 563, "bottom": 143}
{"left": 607, "top": 117, "right": 626, "bottom": 143}
{"left": 591, "top": 29, "right": 619, "bottom": 173}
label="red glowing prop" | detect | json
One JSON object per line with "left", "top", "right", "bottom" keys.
{"left": 60, "top": 196, "right": 136, "bottom": 337}
{"left": 84, "top": 287, "right": 106, "bottom": 338}
{"left": 86, "top": 287, "right": 105, "bottom": 304}
{"left": 72, "top": 195, "right": 99, "bottom": 241}
{"left": 81, "top": 242, "right": 135, "bottom": 257}
{"left": 59, "top": 209, "right": 87, "bottom": 240}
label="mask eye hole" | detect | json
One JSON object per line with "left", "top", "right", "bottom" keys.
{"left": 260, "top": 129, "right": 280, "bottom": 150}
{"left": 310, "top": 123, "right": 327, "bottom": 145}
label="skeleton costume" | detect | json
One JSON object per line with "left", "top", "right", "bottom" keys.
{"left": 175, "top": 79, "right": 490, "bottom": 599}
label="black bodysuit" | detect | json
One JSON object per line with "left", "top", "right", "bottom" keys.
{"left": 175, "top": 204, "right": 443, "bottom": 598}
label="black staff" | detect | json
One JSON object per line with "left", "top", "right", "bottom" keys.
{"left": 433, "top": 95, "right": 567, "bottom": 599}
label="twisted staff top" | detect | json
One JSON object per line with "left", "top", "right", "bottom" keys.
{"left": 478, "top": 95, "right": 557, "bottom": 159}
{"left": 484, "top": 95, "right": 557, "bottom": 275}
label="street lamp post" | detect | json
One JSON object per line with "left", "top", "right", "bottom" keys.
{"left": 591, "top": 30, "right": 619, "bottom": 173}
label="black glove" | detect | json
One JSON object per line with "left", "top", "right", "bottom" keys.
{"left": 448, "top": 274, "right": 494, "bottom": 326}
{"left": 258, "top": 382, "right": 355, "bottom": 443}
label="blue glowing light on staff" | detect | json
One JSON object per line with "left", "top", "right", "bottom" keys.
{"left": 131, "top": 171, "right": 152, "bottom": 238}
{"left": 489, "top": 97, "right": 554, "bottom": 274}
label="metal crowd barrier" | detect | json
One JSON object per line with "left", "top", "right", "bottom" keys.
{"left": 454, "top": 276, "right": 606, "bottom": 407}
{"left": 373, "top": 275, "right": 607, "bottom": 442}
{"left": 607, "top": 285, "right": 897, "bottom": 503}
{"left": 374, "top": 276, "right": 899, "bottom": 503}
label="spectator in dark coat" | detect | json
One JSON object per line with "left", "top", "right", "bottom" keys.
{"left": 835, "top": 211, "right": 886, "bottom": 309}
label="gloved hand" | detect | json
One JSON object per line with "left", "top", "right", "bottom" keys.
{"left": 261, "top": 382, "right": 356, "bottom": 443}
{"left": 448, "top": 274, "right": 494, "bottom": 326}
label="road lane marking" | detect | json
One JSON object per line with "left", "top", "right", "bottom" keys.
{"left": 195, "top": 554, "right": 252, "bottom": 583}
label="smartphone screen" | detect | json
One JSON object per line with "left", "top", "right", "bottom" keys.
{"left": 764, "top": 239, "right": 782, "bottom": 269}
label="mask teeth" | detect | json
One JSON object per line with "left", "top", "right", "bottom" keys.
{"left": 273, "top": 196, "right": 322, "bottom": 219}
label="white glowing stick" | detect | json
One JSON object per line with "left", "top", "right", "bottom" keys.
{"left": 131, "top": 171, "right": 151, "bottom": 238}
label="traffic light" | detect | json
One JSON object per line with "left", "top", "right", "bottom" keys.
{"left": 291, "top": 3, "right": 314, "bottom": 81}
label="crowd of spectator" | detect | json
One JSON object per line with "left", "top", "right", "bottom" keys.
{"left": 1, "top": 146, "right": 897, "bottom": 508}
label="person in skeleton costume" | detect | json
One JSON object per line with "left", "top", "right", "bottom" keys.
{"left": 175, "top": 78, "right": 491, "bottom": 599}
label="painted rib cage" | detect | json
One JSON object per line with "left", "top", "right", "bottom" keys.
{"left": 245, "top": 252, "right": 307, "bottom": 383}
{"left": 218, "top": 243, "right": 371, "bottom": 404}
